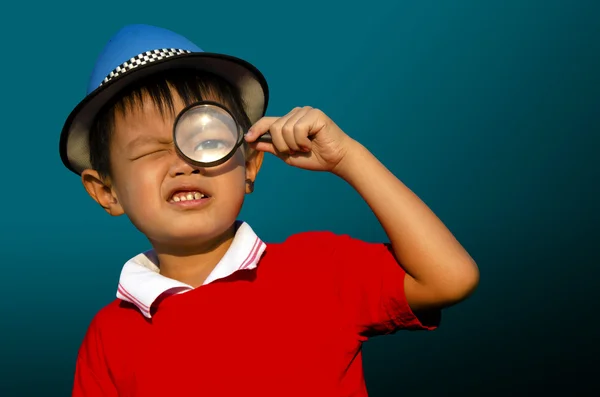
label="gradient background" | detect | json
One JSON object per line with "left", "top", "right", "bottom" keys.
{"left": 0, "top": 1, "right": 598, "bottom": 396}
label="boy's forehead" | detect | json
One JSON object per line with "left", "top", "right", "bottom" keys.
{"left": 120, "top": 86, "right": 228, "bottom": 117}
{"left": 113, "top": 86, "right": 231, "bottom": 139}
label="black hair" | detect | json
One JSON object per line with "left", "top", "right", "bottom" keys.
{"left": 88, "top": 69, "right": 252, "bottom": 179}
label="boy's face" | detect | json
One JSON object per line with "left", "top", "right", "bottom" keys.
{"left": 82, "top": 89, "right": 263, "bottom": 249}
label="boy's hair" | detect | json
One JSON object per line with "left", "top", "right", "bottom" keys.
{"left": 89, "top": 69, "right": 253, "bottom": 179}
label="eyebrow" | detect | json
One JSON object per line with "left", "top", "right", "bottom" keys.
{"left": 126, "top": 135, "right": 172, "bottom": 151}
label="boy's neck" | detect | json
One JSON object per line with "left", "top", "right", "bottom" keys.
{"left": 151, "top": 225, "right": 237, "bottom": 288}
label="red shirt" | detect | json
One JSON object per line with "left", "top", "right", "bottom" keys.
{"left": 73, "top": 230, "right": 440, "bottom": 396}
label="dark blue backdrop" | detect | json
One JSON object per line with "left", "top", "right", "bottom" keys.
{"left": 0, "top": 1, "right": 598, "bottom": 396}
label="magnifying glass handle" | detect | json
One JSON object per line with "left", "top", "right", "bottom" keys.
{"left": 254, "top": 132, "right": 314, "bottom": 144}
{"left": 255, "top": 132, "right": 272, "bottom": 143}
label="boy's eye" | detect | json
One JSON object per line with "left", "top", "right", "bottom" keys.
{"left": 133, "top": 149, "right": 168, "bottom": 160}
{"left": 194, "top": 139, "right": 228, "bottom": 151}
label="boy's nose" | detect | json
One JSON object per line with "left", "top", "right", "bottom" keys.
{"left": 169, "top": 153, "right": 203, "bottom": 177}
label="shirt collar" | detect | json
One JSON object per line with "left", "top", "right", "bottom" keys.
{"left": 116, "top": 221, "right": 266, "bottom": 318}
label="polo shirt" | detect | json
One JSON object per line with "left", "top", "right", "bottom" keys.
{"left": 73, "top": 221, "right": 441, "bottom": 397}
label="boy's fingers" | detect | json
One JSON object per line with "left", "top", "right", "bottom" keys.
{"left": 293, "top": 109, "right": 316, "bottom": 151}
{"left": 269, "top": 118, "right": 291, "bottom": 154}
{"left": 282, "top": 107, "right": 311, "bottom": 152}
{"left": 249, "top": 141, "right": 277, "bottom": 155}
{"left": 246, "top": 108, "right": 301, "bottom": 142}
{"left": 245, "top": 117, "right": 279, "bottom": 141}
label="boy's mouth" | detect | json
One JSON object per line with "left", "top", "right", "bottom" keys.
{"left": 168, "top": 190, "right": 211, "bottom": 203}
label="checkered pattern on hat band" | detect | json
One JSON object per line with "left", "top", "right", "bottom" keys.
{"left": 100, "top": 48, "right": 192, "bottom": 86}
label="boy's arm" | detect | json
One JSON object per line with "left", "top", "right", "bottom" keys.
{"left": 333, "top": 140, "right": 480, "bottom": 311}
{"left": 247, "top": 107, "right": 479, "bottom": 313}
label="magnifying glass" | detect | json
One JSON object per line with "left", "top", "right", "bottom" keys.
{"left": 173, "top": 101, "right": 272, "bottom": 167}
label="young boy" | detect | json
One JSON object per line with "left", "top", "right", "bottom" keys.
{"left": 61, "top": 24, "right": 479, "bottom": 397}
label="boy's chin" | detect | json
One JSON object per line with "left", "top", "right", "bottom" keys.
{"left": 148, "top": 224, "right": 237, "bottom": 252}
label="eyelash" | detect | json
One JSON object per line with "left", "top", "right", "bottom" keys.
{"left": 134, "top": 149, "right": 169, "bottom": 160}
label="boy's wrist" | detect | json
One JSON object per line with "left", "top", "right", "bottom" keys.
{"left": 331, "top": 139, "right": 368, "bottom": 180}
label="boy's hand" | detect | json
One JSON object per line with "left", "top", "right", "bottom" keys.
{"left": 244, "top": 106, "right": 356, "bottom": 173}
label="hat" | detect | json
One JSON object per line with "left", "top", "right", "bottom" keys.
{"left": 59, "top": 24, "right": 269, "bottom": 175}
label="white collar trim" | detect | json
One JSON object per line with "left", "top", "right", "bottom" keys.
{"left": 116, "top": 221, "right": 266, "bottom": 318}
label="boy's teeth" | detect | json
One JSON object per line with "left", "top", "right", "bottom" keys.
{"left": 171, "top": 191, "right": 205, "bottom": 202}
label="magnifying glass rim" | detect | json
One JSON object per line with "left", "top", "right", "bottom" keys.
{"left": 173, "top": 100, "right": 245, "bottom": 168}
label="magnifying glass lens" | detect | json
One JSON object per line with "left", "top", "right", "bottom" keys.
{"left": 174, "top": 104, "right": 240, "bottom": 164}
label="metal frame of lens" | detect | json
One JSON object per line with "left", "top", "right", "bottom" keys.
{"left": 173, "top": 100, "right": 245, "bottom": 168}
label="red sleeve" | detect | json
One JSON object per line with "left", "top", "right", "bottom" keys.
{"left": 72, "top": 316, "right": 118, "bottom": 397}
{"left": 318, "top": 231, "right": 441, "bottom": 340}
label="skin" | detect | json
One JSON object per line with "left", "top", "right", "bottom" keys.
{"left": 83, "top": 91, "right": 479, "bottom": 310}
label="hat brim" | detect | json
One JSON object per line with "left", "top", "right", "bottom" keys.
{"left": 59, "top": 52, "right": 269, "bottom": 175}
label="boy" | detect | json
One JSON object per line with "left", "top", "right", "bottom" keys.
{"left": 61, "top": 24, "right": 479, "bottom": 396}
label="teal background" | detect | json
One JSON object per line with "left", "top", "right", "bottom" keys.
{"left": 0, "top": 1, "right": 598, "bottom": 396}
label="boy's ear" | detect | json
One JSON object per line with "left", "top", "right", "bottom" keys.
{"left": 81, "top": 169, "right": 124, "bottom": 216}
{"left": 245, "top": 148, "right": 264, "bottom": 193}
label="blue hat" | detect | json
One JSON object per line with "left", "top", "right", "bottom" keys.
{"left": 59, "top": 24, "right": 269, "bottom": 175}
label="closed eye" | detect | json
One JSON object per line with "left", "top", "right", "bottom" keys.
{"left": 131, "top": 149, "right": 169, "bottom": 161}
